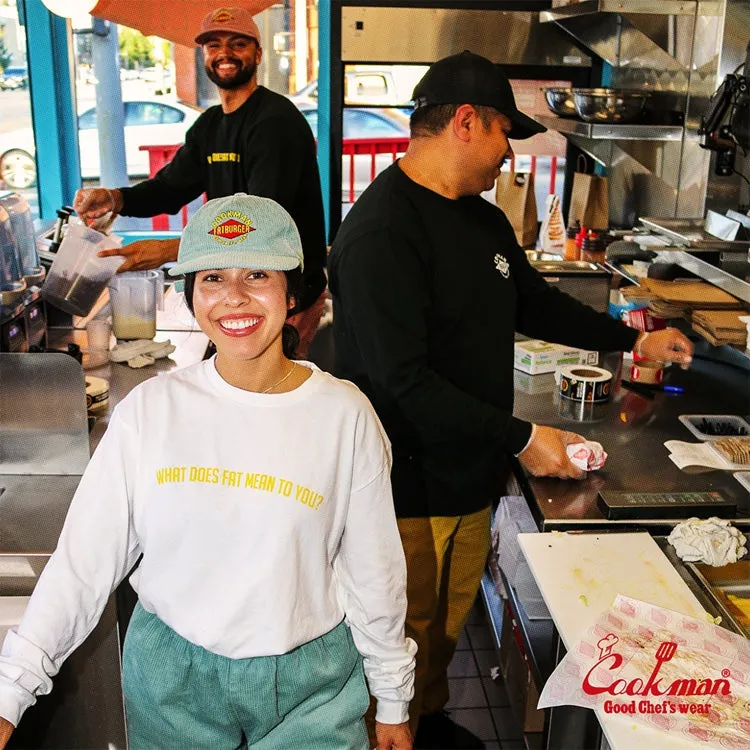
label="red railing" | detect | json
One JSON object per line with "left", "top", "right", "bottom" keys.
{"left": 141, "top": 142, "right": 559, "bottom": 226}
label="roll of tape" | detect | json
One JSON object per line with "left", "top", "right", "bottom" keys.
{"left": 558, "top": 365, "right": 612, "bottom": 403}
{"left": 85, "top": 376, "right": 110, "bottom": 413}
{"left": 629, "top": 360, "right": 663, "bottom": 385}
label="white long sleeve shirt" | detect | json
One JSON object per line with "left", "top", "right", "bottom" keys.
{"left": 0, "top": 360, "right": 416, "bottom": 727}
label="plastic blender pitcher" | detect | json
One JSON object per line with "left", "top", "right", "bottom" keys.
{"left": 0, "top": 192, "right": 42, "bottom": 282}
{"left": 42, "top": 223, "right": 124, "bottom": 316}
{"left": 108, "top": 270, "right": 163, "bottom": 340}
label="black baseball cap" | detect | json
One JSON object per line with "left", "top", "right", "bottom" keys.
{"left": 412, "top": 51, "right": 547, "bottom": 140}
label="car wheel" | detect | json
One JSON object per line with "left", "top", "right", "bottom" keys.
{"left": 0, "top": 149, "right": 37, "bottom": 190}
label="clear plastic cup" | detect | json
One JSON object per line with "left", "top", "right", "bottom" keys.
{"left": 108, "top": 270, "right": 162, "bottom": 340}
{"left": 41, "top": 223, "right": 123, "bottom": 317}
{"left": 86, "top": 319, "right": 112, "bottom": 352}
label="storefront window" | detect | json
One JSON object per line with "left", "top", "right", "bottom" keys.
{"left": 0, "top": 0, "right": 38, "bottom": 217}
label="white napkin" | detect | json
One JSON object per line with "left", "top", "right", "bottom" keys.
{"left": 566, "top": 440, "right": 607, "bottom": 471}
{"left": 110, "top": 339, "right": 176, "bottom": 368}
{"left": 668, "top": 517, "right": 747, "bottom": 566}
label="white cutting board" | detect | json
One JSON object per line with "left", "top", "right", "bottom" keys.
{"left": 518, "top": 531, "right": 709, "bottom": 750}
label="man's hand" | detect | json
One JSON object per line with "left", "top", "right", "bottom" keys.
{"left": 73, "top": 187, "right": 123, "bottom": 228}
{"left": 375, "top": 721, "right": 412, "bottom": 749}
{"left": 0, "top": 716, "right": 15, "bottom": 749}
{"left": 635, "top": 328, "right": 693, "bottom": 367}
{"left": 99, "top": 239, "right": 180, "bottom": 273}
{"left": 518, "top": 425, "right": 587, "bottom": 480}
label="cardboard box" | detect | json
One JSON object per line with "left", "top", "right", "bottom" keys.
{"left": 513, "top": 339, "right": 599, "bottom": 375}
{"left": 500, "top": 601, "right": 545, "bottom": 734}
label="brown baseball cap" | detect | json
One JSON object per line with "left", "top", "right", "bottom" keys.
{"left": 195, "top": 7, "right": 262, "bottom": 46}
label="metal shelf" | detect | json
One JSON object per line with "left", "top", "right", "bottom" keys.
{"left": 535, "top": 114, "right": 684, "bottom": 141}
{"left": 656, "top": 249, "right": 750, "bottom": 305}
{"left": 540, "top": 0, "right": 714, "bottom": 23}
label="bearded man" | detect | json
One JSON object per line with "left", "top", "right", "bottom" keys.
{"left": 74, "top": 7, "right": 327, "bottom": 355}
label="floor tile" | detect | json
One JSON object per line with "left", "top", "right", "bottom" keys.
{"left": 448, "top": 708, "right": 498, "bottom": 742}
{"left": 500, "top": 741, "right": 526, "bottom": 749}
{"left": 456, "top": 629, "right": 472, "bottom": 651}
{"left": 483, "top": 743, "right": 501, "bottom": 749}
{"left": 447, "top": 649, "right": 479, "bottom": 678}
{"left": 482, "top": 676, "right": 511, "bottom": 707}
{"left": 466, "top": 598, "right": 487, "bottom": 625}
{"left": 446, "top": 677, "right": 488, "bottom": 709}
{"left": 473, "top": 648, "right": 500, "bottom": 678}
{"left": 467, "top": 623, "right": 495, "bottom": 650}
{"left": 491, "top": 706, "right": 523, "bottom": 740}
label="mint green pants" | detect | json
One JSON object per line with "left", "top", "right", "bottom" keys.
{"left": 122, "top": 603, "right": 370, "bottom": 749}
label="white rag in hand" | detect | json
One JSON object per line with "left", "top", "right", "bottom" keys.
{"left": 566, "top": 441, "right": 607, "bottom": 471}
{"left": 668, "top": 517, "right": 747, "bottom": 566}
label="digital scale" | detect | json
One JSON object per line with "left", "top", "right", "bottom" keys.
{"left": 597, "top": 491, "right": 737, "bottom": 520}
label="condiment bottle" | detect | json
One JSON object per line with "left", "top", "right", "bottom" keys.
{"left": 574, "top": 224, "right": 588, "bottom": 260}
{"left": 581, "top": 230, "right": 606, "bottom": 264}
{"left": 564, "top": 224, "right": 579, "bottom": 261}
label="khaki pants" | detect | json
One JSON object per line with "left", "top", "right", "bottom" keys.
{"left": 366, "top": 506, "right": 491, "bottom": 744}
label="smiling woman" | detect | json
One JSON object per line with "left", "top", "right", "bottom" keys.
{"left": 0, "top": 191, "right": 416, "bottom": 750}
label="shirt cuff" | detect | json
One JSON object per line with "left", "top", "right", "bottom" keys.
{"left": 505, "top": 417, "right": 533, "bottom": 455}
{"left": 0, "top": 682, "right": 33, "bottom": 729}
{"left": 514, "top": 423, "right": 537, "bottom": 457}
{"left": 375, "top": 698, "right": 409, "bottom": 725}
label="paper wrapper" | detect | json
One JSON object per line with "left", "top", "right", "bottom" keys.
{"left": 567, "top": 440, "right": 607, "bottom": 471}
{"left": 538, "top": 596, "right": 750, "bottom": 748}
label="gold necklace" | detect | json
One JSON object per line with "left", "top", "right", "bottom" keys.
{"left": 261, "top": 362, "right": 297, "bottom": 394}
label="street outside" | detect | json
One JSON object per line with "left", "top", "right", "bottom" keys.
{"left": 0, "top": 78, "right": 181, "bottom": 219}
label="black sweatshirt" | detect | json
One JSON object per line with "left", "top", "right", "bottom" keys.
{"left": 119, "top": 87, "right": 327, "bottom": 311}
{"left": 328, "top": 163, "right": 639, "bottom": 518}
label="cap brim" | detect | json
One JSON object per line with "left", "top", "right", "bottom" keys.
{"left": 508, "top": 110, "right": 547, "bottom": 140}
{"left": 195, "top": 30, "right": 259, "bottom": 45}
{"left": 168, "top": 253, "right": 301, "bottom": 277}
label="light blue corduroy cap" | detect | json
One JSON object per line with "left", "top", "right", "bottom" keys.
{"left": 169, "top": 194, "right": 304, "bottom": 287}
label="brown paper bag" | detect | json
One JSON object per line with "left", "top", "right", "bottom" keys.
{"left": 570, "top": 172, "right": 609, "bottom": 229}
{"left": 496, "top": 172, "right": 538, "bottom": 248}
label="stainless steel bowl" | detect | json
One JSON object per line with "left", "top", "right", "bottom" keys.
{"left": 542, "top": 87, "right": 577, "bottom": 118}
{"left": 572, "top": 88, "right": 650, "bottom": 123}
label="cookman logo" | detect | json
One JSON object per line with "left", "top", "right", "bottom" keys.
{"left": 494, "top": 253, "right": 510, "bottom": 278}
{"left": 208, "top": 211, "right": 255, "bottom": 245}
{"left": 212, "top": 9, "right": 234, "bottom": 24}
{"left": 583, "top": 633, "right": 732, "bottom": 717}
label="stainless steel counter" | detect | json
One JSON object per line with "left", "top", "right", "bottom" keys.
{"left": 512, "top": 349, "right": 750, "bottom": 530}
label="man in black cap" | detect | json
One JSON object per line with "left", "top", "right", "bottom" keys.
{"left": 328, "top": 52, "right": 692, "bottom": 748}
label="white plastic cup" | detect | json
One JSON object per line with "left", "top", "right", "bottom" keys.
{"left": 86, "top": 319, "right": 112, "bottom": 352}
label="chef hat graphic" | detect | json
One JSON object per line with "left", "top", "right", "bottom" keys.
{"left": 597, "top": 633, "right": 619, "bottom": 659}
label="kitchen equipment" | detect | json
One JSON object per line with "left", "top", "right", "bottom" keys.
{"left": 529, "top": 258, "right": 610, "bottom": 312}
{"left": 541, "top": 86, "right": 577, "bottom": 118}
{"left": 0, "top": 204, "right": 26, "bottom": 309}
{"left": 572, "top": 88, "right": 650, "bottom": 123}
{"left": 0, "top": 192, "right": 43, "bottom": 284}
{"left": 679, "top": 414, "right": 750, "bottom": 441}
{"left": 41, "top": 223, "right": 123, "bottom": 317}
{"left": 688, "top": 560, "right": 750, "bottom": 638}
{"left": 597, "top": 490, "right": 736, "bottom": 520}
{"left": 639, "top": 217, "right": 750, "bottom": 252}
{"left": 108, "top": 270, "right": 162, "bottom": 340}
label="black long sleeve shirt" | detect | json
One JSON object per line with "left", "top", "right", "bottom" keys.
{"left": 328, "top": 163, "right": 639, "bottom": 518}
{"left": 119, "top": 87, "right": 326, "bottom": 311}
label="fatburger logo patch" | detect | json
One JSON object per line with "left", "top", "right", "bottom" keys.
{"left": 209, "top": 210, "right": 255, "bottom": 245}
{"left": 212, "top": 9, "right": 234, "bottom": 24}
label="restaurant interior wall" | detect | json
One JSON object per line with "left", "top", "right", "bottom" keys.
{"left": 542, "top": 0, "right": 746, "bottom": 226}
{"left": 318, "top": 1, "right": 595, "bottom": 240}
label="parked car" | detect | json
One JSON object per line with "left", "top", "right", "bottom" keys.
{"left": 299, "top": 106, "right": 410, "bottom": 202}
{"left": 290, "top": 66, "right": 426, "bottom": 108}
{"left": 0, "top": 65, "right": 28, "bottom": 91}
{"left": 0, "top": 99, "right": 201, "bottom": 190}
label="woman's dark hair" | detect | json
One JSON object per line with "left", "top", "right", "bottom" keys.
{"left": 182, "top": 267, "right": 303, "bottom": 359}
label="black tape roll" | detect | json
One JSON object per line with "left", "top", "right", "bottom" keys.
{"left": 558, "top": 366, "right": 612, "bottom": 404}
